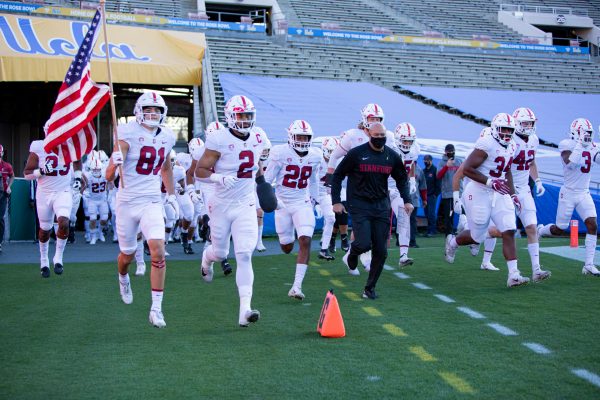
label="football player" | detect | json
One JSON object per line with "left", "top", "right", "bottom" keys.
{"left": 106, "top": 91, "right": 176, "bottom": 328}
{"left": 195, "top": 95, "right": 265, "bottom": 327}
{"left": 445, "top": 113, "right": 530, "bottom": 288}
{"left": 85, "top": 157, "right": 109, "bottom": 245}
{"left": 255, "top": 129, "right": 271, "bottom": 252}
{"left": 538, "top": 118, "right": 599, "bottom": 276}
{"left": 24, "top": 122, "right": 84, "bottom": 277}
{"left": 264, "top": 120, "right": 322, "bottom": 300}
{"left": 317, "top": 137, "right": 339, "bottom": 261}
{"left": 173, "top": 151, "right": 195, "bottom": 255}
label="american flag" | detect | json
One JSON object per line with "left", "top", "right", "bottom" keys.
{"left": 43, "top": 8, "right": 110, "bottom": 164}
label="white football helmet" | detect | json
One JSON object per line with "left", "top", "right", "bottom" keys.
{"left": 479, "top": 127, "right": 492, "bottom": 138}
{"left": 490, "top": 113, "right": 516, "bottom": 146}
{"left": 287, "top": 120, "right": 313, "bottom": 152}
{"left": 205, "top": 121, "right": 224, "bottom": 136}
{"left": 224, "top": 95, "right": 256, "bottom": 134}
{"left": 169, "top": 149, "right": 176, "bottom": 167}
{"left": 188, "top": 137, "right": 204, "bottom": 155}
{"left": 134, "top": 91, "right": 167, "bottom": 127}
{"left": 570, "top": 118, "right": 593, "bottom": 147}
{"left": 512, "top": 107, "right": 537, "bottom": 137}
{"left": 321, "top": 136, "right": 339, "bottom": 160}
{"left": 394, "top": 122, "right": 417, "bottom": 152}
{"left": 98, "top": 150, "right": 109, "bottom": 166}
{"left": 90, "top": 158, "right": 102, "bottom": 178}
{"left": 176, "top": 152, "right": 192, "bottom": 171}
{"left": 361, "top": 103, "right": 385, "bottom": 129}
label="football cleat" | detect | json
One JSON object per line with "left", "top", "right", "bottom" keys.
{"left": 256, "top": 242, "right": 266, "bottom": 252}
{"left": 318, "top": 249, "right": 335, "bottom": 261}
{"left": 362, "top": 288, "right": 378, "bottom": 300}
{"left": 135, "top": 262, "right": 146, "bottom": 276}
{"left": 343, "top": 251, "right": 359, "bottom": 276}
{"left": 360, "top": 251, "right": 372, "bottom": 271}
{"left": 201, "top": 249, "right": 214, "bottom": 282}
{"left": 183, "top": 243, "right": 195, "bottom": 255}
{"left": 328, "top": 238, "right": 336, "bottom": 253}
{"left": 507, "top": 272, "right": 530, "bottom": 288}
{"left": 480, "top": 263, "right": 500, "bottom": 271}
{"left": 469, "top": 244, "right": 480, "bottom": 257}
{"left": 288, "top": 287, "right": 305, "bottom": 300}
{"left": 399, "top": 255, "right": 414, "bottom": 268}
{"left": 444, "top": 235, "right": 457, "bottom": 264}
{"left": 532, "top": 269, "right": 551, "bottom": 282}
{"left": 98, "top": 231, "right": 106, "bottom": 243}
{"left": 149, "top": 309, "right": 166, "bottom": 328}
{"left": 89, "top": 235, "right": 97, "bottom": 245}
{"left": 41, "top": 266, "right": 50, "bottom": 278}
{"left": 53, "top": 262, "right": 64, "bottom": 275}
{"left": 221, "top": 260, "right": 232, "bottom": 276}
{"left": 582, "top": 264, "right": 600, "bottom": 277}
{"left": 341, "top": 237, "right": 350, "bottom": 252}
{"left": 239, "top": 309, "right": 260, "bottom": 327}
{"left": 119, "top": 279, "right": 133, "bottom": 304}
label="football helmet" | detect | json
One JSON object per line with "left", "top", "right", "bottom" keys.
{"left": 490, "top": 113, "right": 516, "bottom": 146}
{"left": 188, "top": 137, "right": 205, "bottom": 155}
{"left": 258, "top": 129, "right": 271, "bottom": 162}
{"left": 570, "top": 118, "right": 593, "bottom": 147}
{"left": 169, "top": 149, "right": 176, "bottom": 167}
{"left": 90, "top": 158, "right": 102, "bottom": 178}
{"left": 224, "top": 95, "right": 256, "bottom": 134}
{"left": 134, "top": 91, "right": 167, "bottom": 128}
{"left": 321, "top": 136, "right": 339, "bottom": 160}
{"left": 512, "top": 107, "right": 537, "bottom": 137}
{"left": 98, "top": 150, "right": 109, "bottom": 166}
{"left": 176, "top": 152, "right": 192, "bottom": 171}
{"left": 361, "top": 103, "right": 385, "bottom": 129}
{"left": 205, "top": 121, "right": 224, "bottom": 136}
{"left": 287, "top": 120, "right": 313, "bottom": 152}
{"left": 0, "top": 144, "right": 4, "bottom": 158}
{"left": 479, "top": 127, "right": 492, "bottom": 138}
{"left": 394, "top": 122, "right": 417, "bottom": 152}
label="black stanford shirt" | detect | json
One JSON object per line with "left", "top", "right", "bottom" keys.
{"left": 331, "top": 142, "right": 411, "bottom": 207}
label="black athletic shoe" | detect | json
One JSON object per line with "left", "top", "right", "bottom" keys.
{"left": 183, "top": 243, "right": 195, "bottom": 255}
{"left": 362, "top": 288, "right": 378, "bottom": 300}
{"left": 54, "top": 263, "right": 64, "bottom": 275}
{"left": 67, "top": 229, "right": 75, "bottom": 244}
{"left": 41, "top": 266, "right": 50, "bottom": 278}
{"left": 318, "top": 249, "right": 335, "bottom": 261}
{"left": 221, "top": 260, "right": 232, "bottom": 276}
{"left": 341, "top": 236, "right": 349, "bottom": 252}
{"left": 328, "top": 238, "right": 336, "bottom": 254}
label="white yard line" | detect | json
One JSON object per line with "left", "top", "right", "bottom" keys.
{"left": 383, "top": 264, "right": 395, "bottom": 271}
{"left": 456, "top": 307, "right": 486, "bottom": 319}
{"left": 522, "top": 342, "right": 552, "bottom": 354}
{"left": 571, "top": 369, "right": 600, "bottom": 388}
{"left": 394, "top": 272, "right": 411, "bottom": 279}
{"left": 412, "top": 282, "right": 432, "bottom": 290}
{"left": 487, "top": 323, "right": 517, "bottom": 336}
{"left": 433, "top": 294, "right": 456, "bottom": 303}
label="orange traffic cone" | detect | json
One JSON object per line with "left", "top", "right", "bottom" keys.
{"left": 317, "top": 290, "right": 346, "bottom": 338}
{"left": 570, "top": 220, "right": 579, "bottom": 248}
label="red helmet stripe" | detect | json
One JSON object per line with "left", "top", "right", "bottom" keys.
{"left": 527, "top": 108, "right": 533, "bottom": 119}
{"left": 241, "top": 96, "right": 247, "bottom": 108}
{"left": 374, "top": 104, "right": 379, "bottom": 114}
{"left": 407, "top": 124, "right": 411, "bottom": 136}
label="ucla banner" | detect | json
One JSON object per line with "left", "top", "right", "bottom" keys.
{"left": 0, "top": 13, "right": 206, "bottom": 84}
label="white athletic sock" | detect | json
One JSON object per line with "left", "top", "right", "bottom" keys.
{"left": 135, "top": 240, "right": 144, "bottom": 264}
{"left": 482, "top": 238, "right": 496, "bottom": 264}
{"left": 528, "top": 242, "right": 540, "bottom": 271}
{"left": 119, "top": 273, "right": 130, "bottom": 285}
{"left": 238, "top": 284, "right": 253, "bottom": 321}
{"left": 53, "top": 223, "right": 58, "bottom": 236}
{"left": 507, "top": 259, "right": 518, "bottom": 275}
{"left": 39, "top": 240, "right": 49, "bottom": 267}
{"left": 293, "top": 263, "right": 307, "bottom": 289}
{"left": 151, "top": 290, "right": 163, "bottom": 311}
{"left": 53, "top": 238, "right": 67, "bottom": 264}
{"left": 449, "top": 237, "right": 458, "bottom": 250}
{"left": 84, "top": 219, "right": 89, "bottom": 235}
{"left": 539, "top": 224, "right": 553, "bottom": 237}
{"left": 585, "top": 234, "right": 597, "bottom": 266}
{"left": 257, "top": 225, "right": 264, "bottom": 247}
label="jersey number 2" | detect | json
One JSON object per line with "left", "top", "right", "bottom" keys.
{"left": 283, "top": 165, "right": 312, "bottom": 189}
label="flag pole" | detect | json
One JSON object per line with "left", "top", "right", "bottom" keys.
{"left": 99, "top": 0, "right": 124, "bottom": 187}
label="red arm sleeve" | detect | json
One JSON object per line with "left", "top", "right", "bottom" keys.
{"left": 420, "top": 189, "right": 427, "bottom": 202}
{"left": 437, "top": 165, "right": 448, "bottom": 179}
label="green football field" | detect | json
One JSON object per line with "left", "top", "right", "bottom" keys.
{"left": 1, "top": 236, "right": 599, "bottom": 399}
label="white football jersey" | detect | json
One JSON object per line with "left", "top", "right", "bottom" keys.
{"left": 265, "top": 144, "right": 321, "bottom": 207}
{"left": 559, "top": 139, "right": 599, "bottom": 192}
{"left": 84, "top": 171, "right": 108, "bottom": 202}
{"left": 399, "top": 142, "right": 420, "bottom": 174}
{"left": 317, "top": 158, "right": 329, "bottom": 197}
{"left": 205, "top": 127, "right": 266, "bottom": 203}
{"left": 190, "top": 143, "right": 205, "bottom": 161}
{"left": 117, "top": 120, "right": 176, "bottom": 202}
{"left": 511, "top": 134, "right": 539, "bottom": 192}
{"left": 474, "top": 134, "right": 516, "bottom": 183}
{"left": 29, "top": 140, "right": 73, "bottom": 193}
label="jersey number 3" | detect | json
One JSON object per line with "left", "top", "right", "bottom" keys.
{"left": 490, "top": 156, "right": 513, "bottom": 178}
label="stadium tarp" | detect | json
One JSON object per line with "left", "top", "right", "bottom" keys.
{"left": 0, "top": 13, "right": 205, "bottom": 85}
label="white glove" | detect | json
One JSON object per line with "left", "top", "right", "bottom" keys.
{"left": 41, "top": 159, "right": 54, "bottom": 175}
{"left": 185, "top": 184, "right": 202, "bottom": 204}
{"left": 72, "top": 178, "right": 82, "bottom": 192}
{"left": 276, "top": 197, "right": 286, "bottom": 211}
{"left": 534, "top": 178, "right": 545, "bottom": 197}
{"left": 314, "top": 203, "right": 323, "bottom": 219}
{"left": 111, "top": 151, "right": 123, "bottom": 166}
{"left": 452, "top": 190, "right": 463, "bottom": 214}
{"left": 6, "top": 187, "right": 11, "bottom": 195}
{"left": 175, "top": 183, "right": 183, "bottom": 194}
{"left": 409, "top": 177, "right": 417, "bottom": 194}
{"left": 165, "top": 194, "right": 177, "bottom": 207}
{"left": 210, "top": 173, "right": 238, "bottom": 189}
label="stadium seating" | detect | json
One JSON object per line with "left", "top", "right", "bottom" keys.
{"left": 514, "top": 0, "right": 600, "bottom": 26}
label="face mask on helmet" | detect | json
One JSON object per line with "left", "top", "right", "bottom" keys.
{"left": 570, "top": 118, "right": 594, "bottom": 147}
{"left": 92, "top": 168, "right": 102, "bottom": 178}
{"left": 321, "top": 137, "right": 338, "bottom": 160}
{"left": 361, "top": 103, "right": 384, "bottom": 130}
{"left": 491, "top": 113, "right": 516, "bottom": 147}
{"left": 134, "top": 92, "right": 167, "bottom": 128}
{"left": 394, "top": 123, "right": 417, "bottom": 153}
{"left": 288, "top": 120, "right": 313, "bottom": 152}
{"left": 225, "top": 96, "right": 256, "bottom": 135}
{"left": 512, "top": 107, "right": 537, "bottom": 137}
{"left": 169, "top": 150, "right": 176, "bottom": 168}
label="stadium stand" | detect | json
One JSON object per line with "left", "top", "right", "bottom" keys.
{"left": 284, "top": 0, "right": 422, "bottom": 35}
{"left": 376, "top": 0, "right": 522, "bottom": 41}
{"left": 62, "top": 0, "right": 184, "bottom": 18}
{"left": 511, "top": 0, "right": 600, "bottom": 25}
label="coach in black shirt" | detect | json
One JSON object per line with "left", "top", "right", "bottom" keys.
{"left": 331, "top": 122, "right": 413, "bottom": 299}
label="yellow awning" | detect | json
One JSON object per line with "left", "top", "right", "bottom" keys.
{"left": 0, "top": 13, "right": 205, "bottom": 85}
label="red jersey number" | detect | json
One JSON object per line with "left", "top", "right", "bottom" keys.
{"left": 513, "top": 150, "right": 535, "bottom": 171}
{"left": 135, "top": 146, "right": 166, "bottom": 176}
{"left": 581, "top": 151, "right": 592, "bottom": 173}
{"left": 237, "top": 150, "right": 254, "bottom": 178}
{"left": 282, "top": 165, "right": 312, "bottom": 189}
{"left": 489, "top": 156, "right": 513, "bottom": 178}
{"left": 44, "top": 155, "right": 70, "bottom": 176}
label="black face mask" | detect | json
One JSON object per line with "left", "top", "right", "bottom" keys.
{"left": 370, "top": 137, "right": 386, "bottom": 149}
{"left": 446, "top": 152, "right": 455, "bottom": 160}
{"left": 424, "top": 161, "right": 431, "bottom": 167}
